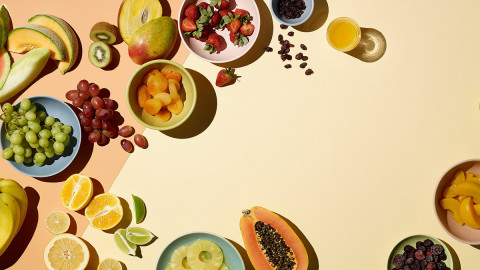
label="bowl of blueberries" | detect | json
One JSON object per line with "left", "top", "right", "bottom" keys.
{"left": 270, "top": 0, "right": 314, "bottom": 26}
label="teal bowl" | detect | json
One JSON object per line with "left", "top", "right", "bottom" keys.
{"left": 387, "top": 234, "right": 454, "bottom": 270}
{"left": 156, "top": 232, "right": 245, "bottom": 270}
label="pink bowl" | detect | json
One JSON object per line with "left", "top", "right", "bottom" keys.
{"left": 178, "top": 0, "right": 261, "bottom": 63}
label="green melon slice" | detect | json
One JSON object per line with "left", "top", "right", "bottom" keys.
{"left": 0, "top": 48, "right": 11, "bottom": 90}
{"left": 28, "top": 14, "right": 79, "bottom": 74}
{"left": 0, "top": 48, "right": 50, "bottom": 103}
{"left": 7, "top": 25, "right": 67, "bottom": 61}
{"left": 0, "top": 5, "right": 11, "bottom": 48}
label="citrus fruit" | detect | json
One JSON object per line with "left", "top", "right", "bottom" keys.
{"left": 85, "top": 193, "right": 123, "bottom": 230}
{"left": 45, "top": 211, "right": 70, "bottom": 234}
{"left": 114, "top": 228, "right": 136, "bottom": 256}
{"left": 97, "top": 258, "right": 122, "bottom": 270}
{"left": 126, "top": 227, "right": 154, "bottom": 245}
{"left": 44, "top": 233, "right": 90, "bottom": 270}
{"left": 61, "top": 174, "right": 93, "bottom": 211}
{"left": 131, "top": 194, "right": 146, "bottom": 224}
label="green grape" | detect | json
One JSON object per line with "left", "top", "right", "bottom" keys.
{"left": 17, "top": 116, "right": 28, "bottom": 126}
{"left": 17, "top": 108, "right": 26, "bottom": 115}
{"left": 5, "top": 133, "right": 10, "bottom": 141}
{"left": 52, "top": 122, "right": 62, "bottom": 129}
{"left": 24, "top": 147, "right": 32, "bottom": 158}
{"left": 24, "top": 156, "right": 33, "bottom": 164}
{"left": 29, "top": 123, "right": 41, "bottom": 134}
{"left": 28, "top": 104, "right": 37, "bottom": 113}
{"left": 36, "top": 111, "right": 47, "bottom": 122}
{"left": 54, "top": 132, "right": 67, "bottom": 143}
{"left": 45, "top": 142, "right": 53, "bottom": 152}
{"left": 28, "top": 118, "right": 40, "bottom": 125}
{"left": 53, "top": 142, "right": 65, "bottom": 154}
{"left": 29, "top": 142, "right": 40, "bottom": 149}
{"left": 20, "top": 99, "right": 31, "bottom": 111}
{"left": 45, "top": 151, "right": 54, "bottom": 159}
{"left": 2, "top": 148, "right": 13, "bottom": 159}
{"left": 7, "top": 122, "right": 18, "bottom": 131}
{"left": 10, "top": 133, "right": 23, "bottom": 145}
{"left": 36, "top": 147, "right": 44, "bottom": 153}
{"left": 12, "top": 145, "right": 25, "bottom": 155}
{"left": 39, "top": 129, "right": 52, "bottom": 139}
{"left": 63, "top": 135, "right": 70, "bottom": 147}
{"left": 34, "top": 152, "right": 46, "bottom": 163}
{"left": 25, "top": 111, "right": 36, "bottom": 121}
{"left": 39, "top": 138, "right": 49, "bottom": 148}
{"left": 62, "top": 125, "right": 72, "bottom": 135}
{"left": 34, "top": 160, "right": 44, "bottom": 167}
{"left": 25, "top": 131, "right": 38, "bottom": 143}
{"left": 44, "top": 116, "right": 55, "bottom": 126}
{"left": 14, "top": 154, "right": 24, "bottom": 163}
{"left": 22, "top": 126, "right": 30, "bottom": 133}
{"left": 0, "top": 113, "right": 12, "bottom": 122}
{"left": 51, "top": 127, "right": 61, "bottom": 136}
{"left": 2, "top": 103, "right": 13, "bottom": 114}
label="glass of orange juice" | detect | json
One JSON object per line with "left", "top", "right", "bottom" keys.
{"left": 326, "top": 17, "right": 361, "bottom": 52}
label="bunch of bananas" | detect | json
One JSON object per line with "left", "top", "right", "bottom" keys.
{"left": 0, "top": 178, "right": 28, "bottom": 256}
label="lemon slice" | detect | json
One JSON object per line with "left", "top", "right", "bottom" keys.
{"left": 44, "top": 233, "right": 90, "bottom": 270}
{"left": 114, "top": 228, "right": 137, "bottom": 256}
{"left": 45, "top": 211, "right": 70, "bottom": 234}
{"left": 97, "top": 258, "right": 122, "bottom": 270}
{"left": 126, "top": 226, "right": 155, "bottom": 245}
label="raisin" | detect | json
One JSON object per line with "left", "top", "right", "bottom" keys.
{"left": 280, "top": 24, "right": 288, "bottom": 29}
{"left": 305, "top": 69, "right": 314, "bottom": 75}
{"left": 278, "top": 34, "right": 284, "bottom": 42}
{"left": 265, "top": 47, "right": 273, "bottom": 52}
{"left": 279, "top": 0, "right": 306, "bottom": 19}
{"left": 302, "top": 56, "right": 309, "bottom": 61}
{"left": 300, "top": 44, "right": 307, "bottom": 50}
{"left": 288, "top": 31, "right": 294, "bottom": 36}
{"left": 295, "top": 53, "right": 303, "bottom": 60}
{"left": 284, "top": 64, "right": 292, "bottom": 69}
{"left": 285, "top": 54, "right": 292, "bottom": 60}
{"left": 300, "top": 62, "right": 307, "bottom": 68}
{"left": 280, "top": 54, "right": 286, "bottom": 61}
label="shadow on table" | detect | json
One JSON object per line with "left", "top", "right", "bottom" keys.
{"left": 226, "top": 238, "right": 254, "bottom": 270}
{"left": 346, "top": 27, "right": 387, "bottom": 63}
{"left": 441, "top": 239, "right": 461, "bottom": 270}
{"left": 84, "top": 238, "right": 100, "bottom": 270}
{"left": 214, "top": 0, "right": 274, "bottom": 68}
{"left": 293, "top": 0, "right": 329, "bottom": 32}
{"left": 104, "top": 45, "right": 121, "bottom": 71}
{"left": 162, "top": 69, "right": 217, "bottom": 139}
{"left": 0, "top": 187, "right": 39, "bottom": 269}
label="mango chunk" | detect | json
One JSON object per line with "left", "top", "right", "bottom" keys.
{"left": 459, "top": 197, "right": 480, "bottom": 229}
{"left": 449, "top": 181, "right": 480, "bottom": 204}
{"left": 443, "top": 170, "right": 467, "bottom": 197}
{"left": 440, "top": 197, "right": 464, "bottom": 226}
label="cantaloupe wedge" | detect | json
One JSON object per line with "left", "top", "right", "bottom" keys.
{"left": 0, "top": 48, "right": 50, "bottom": 103}
{"left": 7, "top": 24, "right": 67, "bottom": 61}
{"left": 28, "top": 14, "right": 79, "bottom": 74}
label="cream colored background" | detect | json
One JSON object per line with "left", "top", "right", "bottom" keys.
{"left": 82, "top": 0, "right": 480, "bottom": 269}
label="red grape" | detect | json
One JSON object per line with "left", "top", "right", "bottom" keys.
{"left": 83, "top": 100, "right": 93, "bottom": 110}
{"left": 78, "top": 91, "right": 90, "bottom": 100}
{"left": 66, "top": 90, "right": 79, "bottom": 101}
{"left": 121, "top": 139, "right": 134, "bottom": 153}
{"left": 98, "top": 88, "right": 110, "bottom": 98}
{"left": 83, "top": 108, "right": 94, "bottom": 118}
{"left": 102, "top": 120, "right": 113, "bottom": 131}
{"left": 83, "top": 125, "right": 93, "bottom": 132}
{"left": 134, "top": 134, "right": 148, "bottom": 148}
{"left": 103, "top": 128, "right": 117, "bottom": 138}
{"left": 77, "top": 80, "right": 89, "bottom": 91}
{"left": 91, "top": 118, "right": 102, "bottom": 129}
{"left": 118, "top": 125, "right": 134, "bottom": 137}
{"left": 88, "top": 131, "right": 101, "bottom": 143}
{"left": 98, "top": 134, "right": 109, "bottom": 146}
{"left": 103, "top": 98, "right": 118, "bottom": 110}
{"left": 96, "top": 109, "right": 110, "bottom": 120}
{"left": 91, "top": 97, "right": 105, "bottom": 110}
{"left": 89, "top": 84, "right": 100, "bottom": 97}
{"left": 106, "top": 109, "right": 114, "bottom": 120}
{"left": 80, "top": 117, "right": 92, "bottom": 126}
{"left": 72, "top": 98, "right": 84, "bottom": 108}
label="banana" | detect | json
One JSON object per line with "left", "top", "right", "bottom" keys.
{"left": 0, "top": 200, "right": 15, "bottom": 256}
{"left": 0, "top": 193, "right": 20, "bottom": 237}
{"left": 0, "top": 179, "right": 28, "bottom": 236}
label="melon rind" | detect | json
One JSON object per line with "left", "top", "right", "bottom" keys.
{"left": 7, "top": 24, "right": 67, "bottom": 61}
{"left": 28, "top": 14, "right": 79, "bottom": 74}
{"left": 0, "top": 48, "right": 50, "bottom": 103}
{"left": 0, "top": 48, "right": 11, "bottom": 90}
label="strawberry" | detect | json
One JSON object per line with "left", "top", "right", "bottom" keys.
{"left": 194, "top": 28, "right": 210, "bottom": 41}
{"left": 234, "top": 8, "right": 252, "bottom": 24}
{"left": 209, "top": 12, "right": 221, "bottom": 27}
{"left": 181, "top": 18, "right": 197, "bottom": 32}
{"left": 197, "top": 2, "right": 210, "bottom": 11}
{"left": 216, "top": 68, "right": 238, "bottom": 87}
{"left": 219, "top": 10, "right": 233, "bottom": 29}
{"left": 240, "top": 23, "right": 255, "bottom": 36}
{"left": 229, "top": 32, "right": 237, "bottom": 43}
{"left": 219, "top": 9, "right": 232, "bottom": 18}
{"left": 204, "top": 33, "right": 224, "bottom": 54}
{"left": 184, "top": 4, "right": 200, "bottom": 20}
{"left": 211, "top": 0, "right": 230, "bottom": 10}
{"left": 227, "top": 18, "right": 241, "bottom": 33}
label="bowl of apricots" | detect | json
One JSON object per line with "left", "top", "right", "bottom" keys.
{"left": 127, "top": 59, "right": 197, "bottom": 130}
{"left": 435, "top": 159, "right": 480, "bottom": 244}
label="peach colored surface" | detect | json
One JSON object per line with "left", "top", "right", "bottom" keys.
{"left": 0, "top": 0, "right": 188, "bottom": 269}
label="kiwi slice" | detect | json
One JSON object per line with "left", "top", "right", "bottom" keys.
{"left": 90, "top": 22, "right": 119, "bottom": 44}
{"left": 88, "top": 41, "right": 112, "bottom": 68}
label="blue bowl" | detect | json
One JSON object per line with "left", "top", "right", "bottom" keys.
{"left": 0, "top": 95, "right": 82, "bottom": 178}
{"left": 270, "top": 0, "right": 314, "bottom": 26}
{"left": 156, "top": 232, "right": 245, "bottom": 270}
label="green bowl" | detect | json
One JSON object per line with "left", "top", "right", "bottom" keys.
{"left": 126, "top": 60, "right": 197, "bottom": 131}
{"left": 387, "top": 234, "right": 454, "bottom": 270}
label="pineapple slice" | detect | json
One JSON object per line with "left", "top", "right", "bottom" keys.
{"left": 170, "top": 245, "right": 191, "bottom": 270}
{"left": 187, "top": 240, "right": 224, "bottom": 270}
{"left": 219, "top": 263, "right": 229, "bottom": 270}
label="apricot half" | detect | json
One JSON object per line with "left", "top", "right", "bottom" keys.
{"left": 440, "top": 197, "right": 464, "bottom": 226}
{"left": 443, "top": 170, "right": 466, "bottom": 198}
{"left": 459, "top": 197, "right": 480, "bottom": 229}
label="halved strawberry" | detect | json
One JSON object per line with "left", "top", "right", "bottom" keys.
{"left": 181, "top": 18, "right": 197, "bottom": 32}
{"left": 240, "top": 23, "right": 255, "bottom": 36}
{"left": 227, "top": 18, "right": 241, "bottom": 33}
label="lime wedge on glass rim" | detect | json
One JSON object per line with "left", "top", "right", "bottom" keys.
{"left": 114, "top": 228, "right": 137, "bottom": 256}
{"left": 132, "top": 194, "right": 146, "bottom": 224}
{"left": 126, "top": 226, "right": 155, "bottom": 245}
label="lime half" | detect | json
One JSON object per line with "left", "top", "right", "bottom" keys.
{"left": 114, "top": 228, "right": 137, "bottom": 256}
{"left": 126, "top": 226, "right": 155, "bottom": 245}
{"left": 132, "top": 194, "right": 146, "bottom": 224}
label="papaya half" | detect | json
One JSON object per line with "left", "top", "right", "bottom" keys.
{"left": 240, "top": 206, "right": 308, "bottom": 270}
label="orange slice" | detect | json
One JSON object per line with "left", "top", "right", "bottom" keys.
{"left": 85, "top": 193, "right": 123, "bottom": 230}
{"left": 61, "top": 174, "right": 93, "bottom": 211}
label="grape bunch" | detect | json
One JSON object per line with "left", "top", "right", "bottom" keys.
{"left": 66, "top": 80, "right": 148, "bottom": 152}
{"left": 0, "top": 99, "right": 72, "bottom": 166}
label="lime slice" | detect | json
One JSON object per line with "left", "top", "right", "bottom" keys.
{"left": 114, "top": 228, "right": 137, "bottom": 256}
{"left": 45, "top": 211, "right": 70, "bottom": 234}
{"left": 126, "top": 226, "right": 155, "bottom": 245}
{"left": 97, "top": 258, "right": 122, "bottom": 270}
{"left": 132, "top": 194, "right": 146, "bottom": 224}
